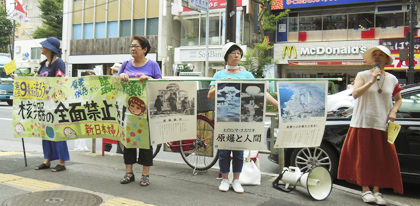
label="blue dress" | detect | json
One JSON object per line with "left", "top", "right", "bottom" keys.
{"left": 38, "top": 58, "right": 70, "bottom": 161}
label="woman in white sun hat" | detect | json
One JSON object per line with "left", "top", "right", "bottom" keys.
{"left": 338, "top": 45, "right": 403, "bottom": 205}
{"left": 110, "top": 63, "right": 121, "bottom": 76}
{"left": 207, "top": 42, "right": 278, "bottom": 194}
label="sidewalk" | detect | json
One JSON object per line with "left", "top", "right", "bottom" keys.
{"left": 0, "top": 150, "right": 410, "bottom": 206}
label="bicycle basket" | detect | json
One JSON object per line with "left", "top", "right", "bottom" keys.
{"left": 197, "top": 88, "right": 215, "bottom": 113}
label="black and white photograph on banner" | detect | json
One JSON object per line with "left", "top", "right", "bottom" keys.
{"left": 146, "top": 81, "right": 197, "bottom": 145}
{"left": 240, "top": 83, "right": 266, "bottom": 122}
{"left": 214, "top": 81, "right": 267, "bottom": 150}
{"left": 216, "top": 83, "right": 241, "bottom": 122}
{"left": 274, "top": 81, "right": 328, "bottom": 148}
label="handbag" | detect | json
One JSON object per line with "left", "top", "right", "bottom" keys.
{"left": 228, "top": 150, "right": 261, "bottom": 186}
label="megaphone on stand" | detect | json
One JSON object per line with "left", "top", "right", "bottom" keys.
{"left": 272, "top": 166, "right": 333, "bottom": 201}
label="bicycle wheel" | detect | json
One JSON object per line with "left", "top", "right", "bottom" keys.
{"left": 180, "top": 115, "right": 219, "bottom": 170}
{"left": 152, "top": 144, "right": 162, "bottom": 159}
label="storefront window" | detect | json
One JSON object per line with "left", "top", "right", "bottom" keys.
{"left": 299, "top": 16, "right": 322, "bottom": 41}
{"left": 323, "top": 15, "right": 347, "bottom": 41}
{"left": 181, "top": 17, "right": 199, "bottom": 46}
{"left": 200, "top": 15, "right": 221, "bottom": 45}
{"left": 348, "top": 13, "right": 374, "bottom": 29}
{"left": 288, "top": 16, "right": 298, "bottom": 42}
{"left": 376, "top": 13, "right": 404, "bottom": 27}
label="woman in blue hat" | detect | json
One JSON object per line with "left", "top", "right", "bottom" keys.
{"left": 11, "top": 37, "right": 69, "bottom": 172}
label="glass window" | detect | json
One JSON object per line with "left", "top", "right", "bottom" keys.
{"left": 147, "top": 18, "right": 158, "bottom": 35}
{"left": 399, "top": 90, "right": 420, "bottom": 118}
{"left": 31, "top": 47, "right": 41, "bottom": 60}
{"left": 376, "top": 13, "right": 404, "bottom": 27}
{"left": 201, "top": 15, "right": 221, "bottom": 45}
{"left": 84, "top": 23, "right": 93, "bottom": 39}
{"left": 134, "top": 19, "right": 145, "bottom": 36}
{"left": 348, "top": 13, "right": 374, "bottom": 29}
{"left": 95, "top": 22, "right": 105, "bottom": 38}
{"left": 323, "top": 15, "right": 347, "bottom": 30}
{"left": 181, "top": 17, "right": 199, "bottom": 46}
{"left": 107, "top": 21, "right": 118, "bottom": 38}
{"left": 299, "top": 16, "right": 322, "bottom": 31}
{"left": 120, "top": 20, "right": 131, "bottom": 37}
{"left": 72, "top": 24, "right": 82, "bottom": 40}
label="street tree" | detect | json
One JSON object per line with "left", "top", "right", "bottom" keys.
{"left": 243, "top": 1, "right": 289, "bottom": 78}
{"left": 32, "top": 0, "right": 63, "bottom": 39}
{"left": 0, "top": 5, "right": 13, "bottom": 53}
{"left": 252, "top": 0, "right": 289, "bottom": 42}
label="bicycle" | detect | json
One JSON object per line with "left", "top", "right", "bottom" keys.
{"left": 152, "top": 89, "right": 219, "bottom": 174}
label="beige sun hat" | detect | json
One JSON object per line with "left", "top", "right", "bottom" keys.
{"left": 111, "top": 63, "right": 122, "bottom": 71}
{"left": 221, "top": 42, "right": 243, "bottom": 61}
{"left": 363, "top": 45, "right": 394, "bottom": 65}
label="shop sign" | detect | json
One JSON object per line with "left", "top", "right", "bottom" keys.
{"left": 274, "top": 40, "right": 378, "bottom": 64}
{"left": 177, "top": 45, "right": 247, "bottom": 62}
{"left": 289, "top": 61, "right": 369, "bottom": 66}
{"left": 300, "top": 46, "right": 368, "bottom": 56}
{"left": 379, "top": 38, "right": 420, "bottom": 54}
{"left": 272, "top": 0, "right": 386, "bottom": 10}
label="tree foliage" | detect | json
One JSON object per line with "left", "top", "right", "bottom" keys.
{"left": 241, "top": 38, "right": 273, "bottom": 78}
{"left": 252, "top": 0, "right": 289, "bottom": 42}
{"left": 32, "top": 0, "right": 63, "bottom": 39}
{"left": 243, "top": 1, "right": 289, "bottom": 78}
{"left": 0, "top": 5, "right": 13, "bottom": 53}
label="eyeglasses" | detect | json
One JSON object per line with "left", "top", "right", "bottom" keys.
{"left": 130, "top": 45, "right": 141, "bottom": 49}
{"left": 230, "top": 52, "right": 241, "bottom": 56}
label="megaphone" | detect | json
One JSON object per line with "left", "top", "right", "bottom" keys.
{"left": 272, "top": 166, "right": 333, "bottom": 201}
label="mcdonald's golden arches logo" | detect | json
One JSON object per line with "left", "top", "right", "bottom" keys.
{"left": 283, "top": 45, "right": 297, "bottom": 58}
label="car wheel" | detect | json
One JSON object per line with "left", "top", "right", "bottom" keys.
{"left": 289, "top": 143, "right": 338, "bottom": 180}
{"left": 7, "top": 100, "right": 13, "bottom": 106}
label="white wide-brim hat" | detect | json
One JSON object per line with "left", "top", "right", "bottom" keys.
{"left": 111, "top": 63, "right": 122, "bottom": 71}
{"left": 363, "top": 45, "right": 394, "bottom": 65}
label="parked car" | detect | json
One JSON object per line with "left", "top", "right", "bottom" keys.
{"left": 0, "top": 56, "right": 19, "bottom": 106}
{"left": 326, "top": 88, "right": 355, "bottom": 111}
{"left": 268, "top": 84, "right": 420, "bottom": 184}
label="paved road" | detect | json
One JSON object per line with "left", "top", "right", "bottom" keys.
{"left": 0, "top": 102, "right": 418, "bottom": 205}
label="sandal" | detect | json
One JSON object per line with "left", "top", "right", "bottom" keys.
{"left": 35, "top": 163, "right": 50, "bottom": 170}
{"left": 120, "top": 172, "right": 135, "bottom": 184}
{"left": 51, "top": 164, "right": 66, "bottom": 172}
{"left": 140, "top": 175, "right": 149, "bottom": 186}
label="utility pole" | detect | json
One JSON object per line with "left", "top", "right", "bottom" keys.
{"left": 225, "top": 0, "right": 236, "bottom": 43}
{"left": 166, "top": 0, "right": 174, "bottom": 76}
{"left": 408, "top": 0, "right": 417, "bottom": 84}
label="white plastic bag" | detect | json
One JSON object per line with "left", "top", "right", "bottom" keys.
{"left": 74, "top": 139, "right": 88, "bottom": 151}
{"left": 228, "top": 150, "right": 261, "bottom": 185}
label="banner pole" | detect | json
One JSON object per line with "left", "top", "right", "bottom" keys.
{"left": 21, "top": 139, "right": 27, "bottom": 167}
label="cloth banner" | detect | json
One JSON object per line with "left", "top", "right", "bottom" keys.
{"left": 12, "top": 76, "right": 149, "bottom": 149}
{"left": 6, "top": 0, "right": 29, "bottom": 24}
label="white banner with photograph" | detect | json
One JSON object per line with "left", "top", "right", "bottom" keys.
{"left": 214, "top": 81, "right": 267, "bottom": 150}
{"left": 147, "top": 81, "right": 197, "bottom": 145}
{"left": 274, "top": 81, "right": 328, "bottom": 148}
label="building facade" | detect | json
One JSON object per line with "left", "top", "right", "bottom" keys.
{"left": 62, "top": 0, "right": 160, "bottom": 77}
{"left": 173, "top": 0, "right": 256, "bottom": 77}
{"left": 272, "top": 0, "right": 420, "bottom": 92}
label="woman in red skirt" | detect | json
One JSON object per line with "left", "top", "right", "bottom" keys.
{"left": 338, "top": 45, "right": 403, "bottom": 205}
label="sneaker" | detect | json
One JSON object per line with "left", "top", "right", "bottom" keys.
{"left": 231, "top": 179, "right": 244, "bottom": 193}
{"left": 219, "top": 179, "right": 230, "bottom": 192}
{"left": 373, "top": 192, "right": 387, "bottom": 205}
{"left": 361, "top": 191, "right": 376, "bottom": 203}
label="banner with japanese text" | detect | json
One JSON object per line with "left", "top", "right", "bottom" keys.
{"left": 274, "top": 81, "right": 327, "bottom": 148}
{"left": 12, "top": 76, "right": 150, "bottom": 149}
{"left": 146, "top": 81, "right": 197, "bottom": 145}
{"left": 214, "top": 81, "right": 267, "bottom": 150}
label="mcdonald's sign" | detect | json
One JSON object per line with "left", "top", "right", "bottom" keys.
{"left": 283, "top": 45, "right": 297, "bottom": 58}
